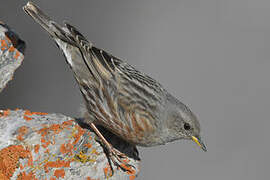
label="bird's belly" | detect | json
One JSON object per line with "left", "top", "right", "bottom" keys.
{"left": 96, "top": 113, "right": 161, "bottom": 147}
{"left": 85, "top": 86, "right": 162, "bottom": 146}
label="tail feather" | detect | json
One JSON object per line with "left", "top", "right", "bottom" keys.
{"left": 64, "top": 22, "right": 115, "bottom": 80}
{"left": 64, "top": 22, "right": 89, "bottom": 44}
{"left": 23, "top": 2, "right": 76, "bottom": 46}
{"left": 23, "top": 2, "right": 117, "bottom": 86}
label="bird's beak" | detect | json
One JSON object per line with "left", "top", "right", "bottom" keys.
{"left": 191, "top": 136, "right": 207, "bottom": 152}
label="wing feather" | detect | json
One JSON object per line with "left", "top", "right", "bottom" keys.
{"left": 24, "top": 2, "right": 166, "bottom": 144}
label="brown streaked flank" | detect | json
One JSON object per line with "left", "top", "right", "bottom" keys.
{"left": 23, "top": 1, "right": 207, "bottom": 173}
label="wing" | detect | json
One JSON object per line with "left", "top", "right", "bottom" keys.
{"left": 65, "top": 24, "right": 167, "bottom": 142}
{"left": 24, "top": 2, "right": 166, "bottom": 143}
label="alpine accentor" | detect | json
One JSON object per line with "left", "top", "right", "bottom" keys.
{"left": 24, "top": 1, "right": 206, "bottom": 171}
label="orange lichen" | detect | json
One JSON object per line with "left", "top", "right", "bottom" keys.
{"left": 17, "top": 126, "right": 28, "bottom": 141}
{"left": 17, "top": 171, "right": 38, "bottom": 180}
{"left": 60, "top": 143, "right": 73, "bottom": 155}
{"left": 61, "top": 120, "right": 73, "bottom": 127}
{"left": 34, "top": 144, "right": 40, "bottom": 154}
{"left": 0, "top": 39, "right": 8, "bottom": 51}
{"left": 72, "top": 125, "right": 86, "bottom": 145}
{"left": 0, "top": 173, "right": 8, "bottom": 180}
{"left": 23, "top": 110, "right": 33, "bottom": 120}
{"left": 0, "top": 145, "right": 31, "bottom": 179}
{"left": 86, "top": 177, "right": 100, "bottom": 180}
{"left": 48, "top": 124, "right": 62, "bottom": 134}
{"left": 1, "top": 36, "right": 19, "bottom": 56}
{"left": 27, "top": 154, "right": 33, "bottom": 167}
{"left": 53, "top": 169, "right": 65, "bottom": 178}
{"left": 0, "top": 109, "right": 10, "bottom": 117}
{"left": 37, "top": 123, "right": 65, "bottom": 149}
{"left": 129, "top": 175, "right": 136, "bottom": 180}
{"left": 38, "top": 124, "right": 63, "bottom": 137}
{"left": 44, "top": 160, "right": 71, "bottom": 172}
{"left": 84, "top": 143, "right": 92, "bottom": 149}
{"left": 23, "top": 110, "right": 48, "bottom": 121}
{"left": 23, "top": 116, "right": 32, "bottom": 121}
{"left": 32, "top": 112, "right": 48, "bottom": 116}
{"left": 46, "top": 160, "right": 71, "bottom": 168}
{"left": 103, "top": 163, "right": 113, "bottom": 178}
{"left": 25, "top": 110, "right": 48, "bottom": 116}
{"left": 38, "top": 126, "right": 49, "bottom": 137}
{"left": 8, "top": 46, "right": 15, "bottom": 52}
{"left": 14, "top": 50, "right": 20, "bottom": 60}
{"left": 88, "top": 134, "right": 93, "bottom": 140}
{"left": 40, "top": 138, "right": 50, "bottom": 148}
{"left": 24, "top": 110, "right": 33, "bottom": 116}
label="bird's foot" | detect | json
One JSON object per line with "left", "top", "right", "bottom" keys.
{"left": 105, "top": 144, "right": 136, "bottom": 173}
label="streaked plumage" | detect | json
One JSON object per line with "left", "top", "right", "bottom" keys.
{"left": 24, "top": 1, "right": 206, "bottom": 171}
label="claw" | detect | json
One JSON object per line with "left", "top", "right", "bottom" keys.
{"left": 106, "top": 145, "right": 135, "bottom": 173}
{"left": 89, "top": 123, "right": 136, "bottom": 173}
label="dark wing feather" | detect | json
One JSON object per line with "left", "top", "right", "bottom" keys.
{"left": 24, "top": 2, "right": 166, "bottom": 144}
{"left": 63, "top": 23, "right": 166, "bottom": 142}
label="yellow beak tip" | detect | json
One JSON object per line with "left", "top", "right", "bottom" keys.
{"left": 191, "top": 136, "right": 207, "bottom": 152}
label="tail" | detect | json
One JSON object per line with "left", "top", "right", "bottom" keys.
{"left": 23, "top": 2, "right": 118, "bottom": 86}
{"left": 23, "top": 2, "right": 78, "bottom": 47}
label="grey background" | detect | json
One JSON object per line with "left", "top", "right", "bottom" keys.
{"left": 1, "top": 0, "right": 269, "bottom": 179}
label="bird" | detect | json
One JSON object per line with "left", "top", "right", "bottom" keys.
{"left": 24, "top": 1, "right": 206, "bottom": 171}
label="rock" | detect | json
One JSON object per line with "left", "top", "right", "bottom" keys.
{"left": 0, "top": 109, "right": 140, "bottom": 180}
{"left": 0, "top": 21, "right": 25, "bottom": 93}
{"left": 0, "top": 22, "right": 140, "bottom": 179}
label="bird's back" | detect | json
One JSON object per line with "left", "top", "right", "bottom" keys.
{"left": 24, "top": 2, "right": 168, "bottom": 146}
{"left": 63, "top": 25, "right": 167, "bottom": 145}
{"left": 65, "top": 25, "right": 168, "bottom": 146}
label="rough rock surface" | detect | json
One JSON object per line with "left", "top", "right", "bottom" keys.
{"left": 0, "top": 110, "right": 140, "bottom": 180}
{"left": 0, "top": 21, "right": 25, "bottom": 93}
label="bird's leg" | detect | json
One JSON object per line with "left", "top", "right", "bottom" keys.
{"left": 89, "top": 122, "right": 135, "bottom": 172}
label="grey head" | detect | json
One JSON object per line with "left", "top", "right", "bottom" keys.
{"left": 163, "top": 93, "right": 207, "bottom": 151}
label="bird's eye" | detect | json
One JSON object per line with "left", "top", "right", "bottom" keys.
{"left": 184, "top": 123, "right": 191, "bottom": 130}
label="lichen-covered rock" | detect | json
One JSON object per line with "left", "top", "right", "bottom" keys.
{"left": 0, "top": 109, "right": 140, "bottom": 179}
{"left": 0, "top": 20, "right": 140, "bottom": 180}
{"left": 0, "top": 21, "right": 25, "bottom": 93}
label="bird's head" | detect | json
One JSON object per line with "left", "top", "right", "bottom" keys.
{"left": 164, "top": 93, "right": 207, "bottom": 151}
